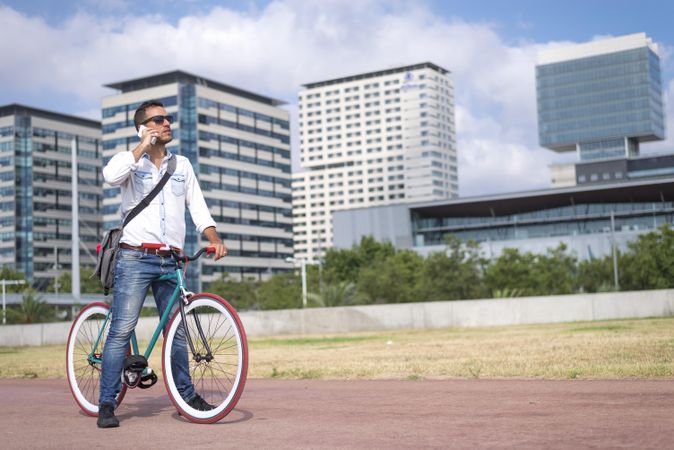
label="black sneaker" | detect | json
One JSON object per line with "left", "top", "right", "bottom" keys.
{"left": 187, "top": 393, "right": 215, "bottom": 411}
{"left": 97, "top": 403, "right": 119, "bottom": 428}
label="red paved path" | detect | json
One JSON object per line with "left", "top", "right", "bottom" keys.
{"left": 1, "top": 379, "right": 673, "bottom": 449}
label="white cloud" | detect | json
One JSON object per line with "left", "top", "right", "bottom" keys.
{"left": 0, "top": 1, "right": 618, "bottom": 196}
{"left": 456, "top": 105, "right": 551, "bottom": 195}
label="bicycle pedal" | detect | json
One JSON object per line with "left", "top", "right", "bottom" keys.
{"left": 122, "top": 370, "right": 141, "bottom": 389}
{"left": 138, "top": 369, "right": 158, "bottom": 389}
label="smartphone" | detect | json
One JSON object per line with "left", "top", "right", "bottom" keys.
{"left": 138, "top": 125, "right": 157, "bottom": 145}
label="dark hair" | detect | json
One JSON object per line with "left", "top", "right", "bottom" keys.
{"left": 133, "top": 100, "right": 165, "bottom": 130}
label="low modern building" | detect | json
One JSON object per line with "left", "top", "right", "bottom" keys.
{"left": 0, "top": 104, "right": 103, "bottom": 287}
{"left": 551, "top": 152, "right": 674, "bottom": 189}
{"left": 293, "top": 62, "right": 458, "bottom": 261}
{"left": 101, "top": 71, "right": 293, "bottom": 285}
{"left": 333, "top": 177, "right": 674, "bottom": 260}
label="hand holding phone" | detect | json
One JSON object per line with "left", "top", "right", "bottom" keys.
{"left": 138, "top": 125, "right": 157, "bottom": 145}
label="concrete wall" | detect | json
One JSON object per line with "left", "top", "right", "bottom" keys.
{"left": 1, "top": 289, "right": 674, "bottom": 347}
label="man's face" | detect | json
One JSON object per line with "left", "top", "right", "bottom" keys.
{"left": 142, "top": 106, "right": 173, "bottom": 144}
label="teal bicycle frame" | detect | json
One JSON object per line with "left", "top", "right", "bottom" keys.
{"left": 87, "top": 268, "right": 188, "bottom": 367}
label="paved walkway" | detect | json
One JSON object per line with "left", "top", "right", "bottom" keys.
{"left": 2, "top": 379, "right": 673, "bottom": 449}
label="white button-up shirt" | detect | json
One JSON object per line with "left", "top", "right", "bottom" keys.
{"left": 102, "top": 150, "right": 216, "bottom": 250}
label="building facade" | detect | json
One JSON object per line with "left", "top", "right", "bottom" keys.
{"left": 333, "top": 177, "right": 674, "bottom": 261}
{"left": 0, "top": 104, "right": 102, "bottom": 287}
{"left": 551, "top": 150, "right": 674, "bottom": 189}
{"left": 537, "top": 32, "right": 664, "bottom": 162}
{"left": 293, "top": 62, "right": 457, "bottom": 260}
{"left": 101, "top": 71, "right": 293, "bottom": 285}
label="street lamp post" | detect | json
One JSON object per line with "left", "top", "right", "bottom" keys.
{"left": 54, "top": 246, "right": 60, "bottom": 297}
{"left": 610, "top": 210, "right": 620, "bottom": 290}
{"left": 2, "top": 279, "right": 26, "bottom": 325}
{"left": 300, "top": 258, "right": 307, "bottom": 308}
{"left": 71, "top": 138, "right": 80, "bottom": 302}
{"left": 286, "top": 257, "right": 308, "bottom": 308}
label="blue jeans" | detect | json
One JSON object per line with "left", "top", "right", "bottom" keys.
{"left": 99, "top": 248, "right": 195, "bottom": 407}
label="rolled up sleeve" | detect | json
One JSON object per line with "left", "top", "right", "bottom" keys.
{"left": 102, "top": 151, "right": 142, "bottom": 186}
{"left": 185, "top": 162, "right": 217, "bottom": 233}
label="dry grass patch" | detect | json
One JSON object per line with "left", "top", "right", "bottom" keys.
{"left": 1, "top": 317, "right": 672, "bottom": 380}
{"left": 249, "top": 317, "right": 674, "bottom": 380}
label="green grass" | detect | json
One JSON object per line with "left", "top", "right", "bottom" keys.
{"left": 1, "top": 317, "right": 673, "bottom": 380}
{"left": 566, "top": 324, "right": 633, "bottom": 333}
{"left": 254, "top": 335, "right": 380, "bottom": 347}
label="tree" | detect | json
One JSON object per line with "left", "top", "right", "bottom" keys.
{"left": 207, "top": 274, "right": 259, "bottom": 311}
{"left": 0, "top": 267, "right": 27, "bottom": 293}
{"left": 324, "top": 236, "right": 396, "bottom": 284}
{"left": 619, "top": 224, "right": 674, "bottom": 290}
{"left": 532, "top": 244, "right": 578, "bottom": 295}
{"left": 357, "top": 250, "right": 424, "bottom": 304}
{"left": 6, "top": 289, "right": 56, "bottom": 324}
{"left": 307, "top": 281, "right": 361, "bottom": 307}
{"left": 256, "top": 272, "right": 303, "bottom": 310}
{"left": 483, "top": 244, "right": 578, "bottom": 297}
{"left": 47, "top": 268, "right": 104, "bottom": 294}
{"left": 577, "top": 255, "right": 616, "bottom": 293}
{"left": 484, "top": 248, "right": 537, "bottom": 296}
{"left": 419, "top": 235, "right": 487, "bottom": 301}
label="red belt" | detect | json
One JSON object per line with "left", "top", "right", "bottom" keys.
{"left": 119, "top": 243, "right": 181, "bottom": 257}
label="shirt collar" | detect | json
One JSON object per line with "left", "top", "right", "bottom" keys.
{"left": 141, "top": 150, "right": 173, "bottom": 162}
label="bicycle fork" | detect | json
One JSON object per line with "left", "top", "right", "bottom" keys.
{"left": 179, "top": 293, "right": 214, "bottom": 363}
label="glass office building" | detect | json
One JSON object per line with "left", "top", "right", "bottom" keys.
{"left": 537, "top": 33, "right": 664, "bottom": 162}
{"left": 101, "top": 71, "right": 293, "bottom": 285}
{"left": 0, "top": 104, "right": 102, "bottom": 287}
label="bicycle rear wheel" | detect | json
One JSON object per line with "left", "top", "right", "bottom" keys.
{"left": 162, "top": 293, "right": 248, "bottom": 423}
{"left": 66, "top": 302, "right": 128, "bottom": 416}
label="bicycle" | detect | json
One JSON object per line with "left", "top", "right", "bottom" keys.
{"left": 66, "top": 244, "right": 248, "bottom": 424}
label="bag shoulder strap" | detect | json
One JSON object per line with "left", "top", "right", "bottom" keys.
{"left": 122, "top": 155, "right": 177, "bottom": 228}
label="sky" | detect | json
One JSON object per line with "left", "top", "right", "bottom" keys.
{"left": 2, "top": 0, "right": 674, "bottom": 197}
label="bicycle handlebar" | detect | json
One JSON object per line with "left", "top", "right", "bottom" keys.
{"left": 174, "top": 246, "right": 217, "bottom": 262}
{"left": 139, "top": 243, "right": 220, "bottom": 262}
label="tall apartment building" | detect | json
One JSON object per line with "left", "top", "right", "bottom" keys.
{"left": 293, "top": 62, "right": 457, "bottom": 260}
{"left": 101, "top": 71, "right": 293, "bottom": 284}
{"left": 0, "top": 104, "right": 102, "bottom": 287}
{"left": 537, "top": 33, "right": 666, "bottom": 187}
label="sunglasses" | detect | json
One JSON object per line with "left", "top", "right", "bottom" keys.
{"left": 141, "top": 115, "right": 174, "bottom": 125}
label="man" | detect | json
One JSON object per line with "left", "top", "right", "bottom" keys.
{"left": 97, "top": 100, "right": 227, "bottom": 428}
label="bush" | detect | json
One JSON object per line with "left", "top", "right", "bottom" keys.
{"left": 6, "top": 289, "right": 57, "bottom": 324}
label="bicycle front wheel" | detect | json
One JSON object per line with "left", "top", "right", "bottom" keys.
{"left": 162, "top": 293, "right": 248, "bottom": 423}
{"left": 65, "top": 302, "right": 128, "bottom": 416}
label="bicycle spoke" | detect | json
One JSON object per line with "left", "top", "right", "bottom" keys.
{"left": 67, "top": 304, "right": 128, "bottom": 415}
{"left": 209, "top": 326, "right": 234, "bottom": 354}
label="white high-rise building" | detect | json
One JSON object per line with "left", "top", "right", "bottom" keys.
{"left": 293, "top": 62, "right": 457, "bottom": 260}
